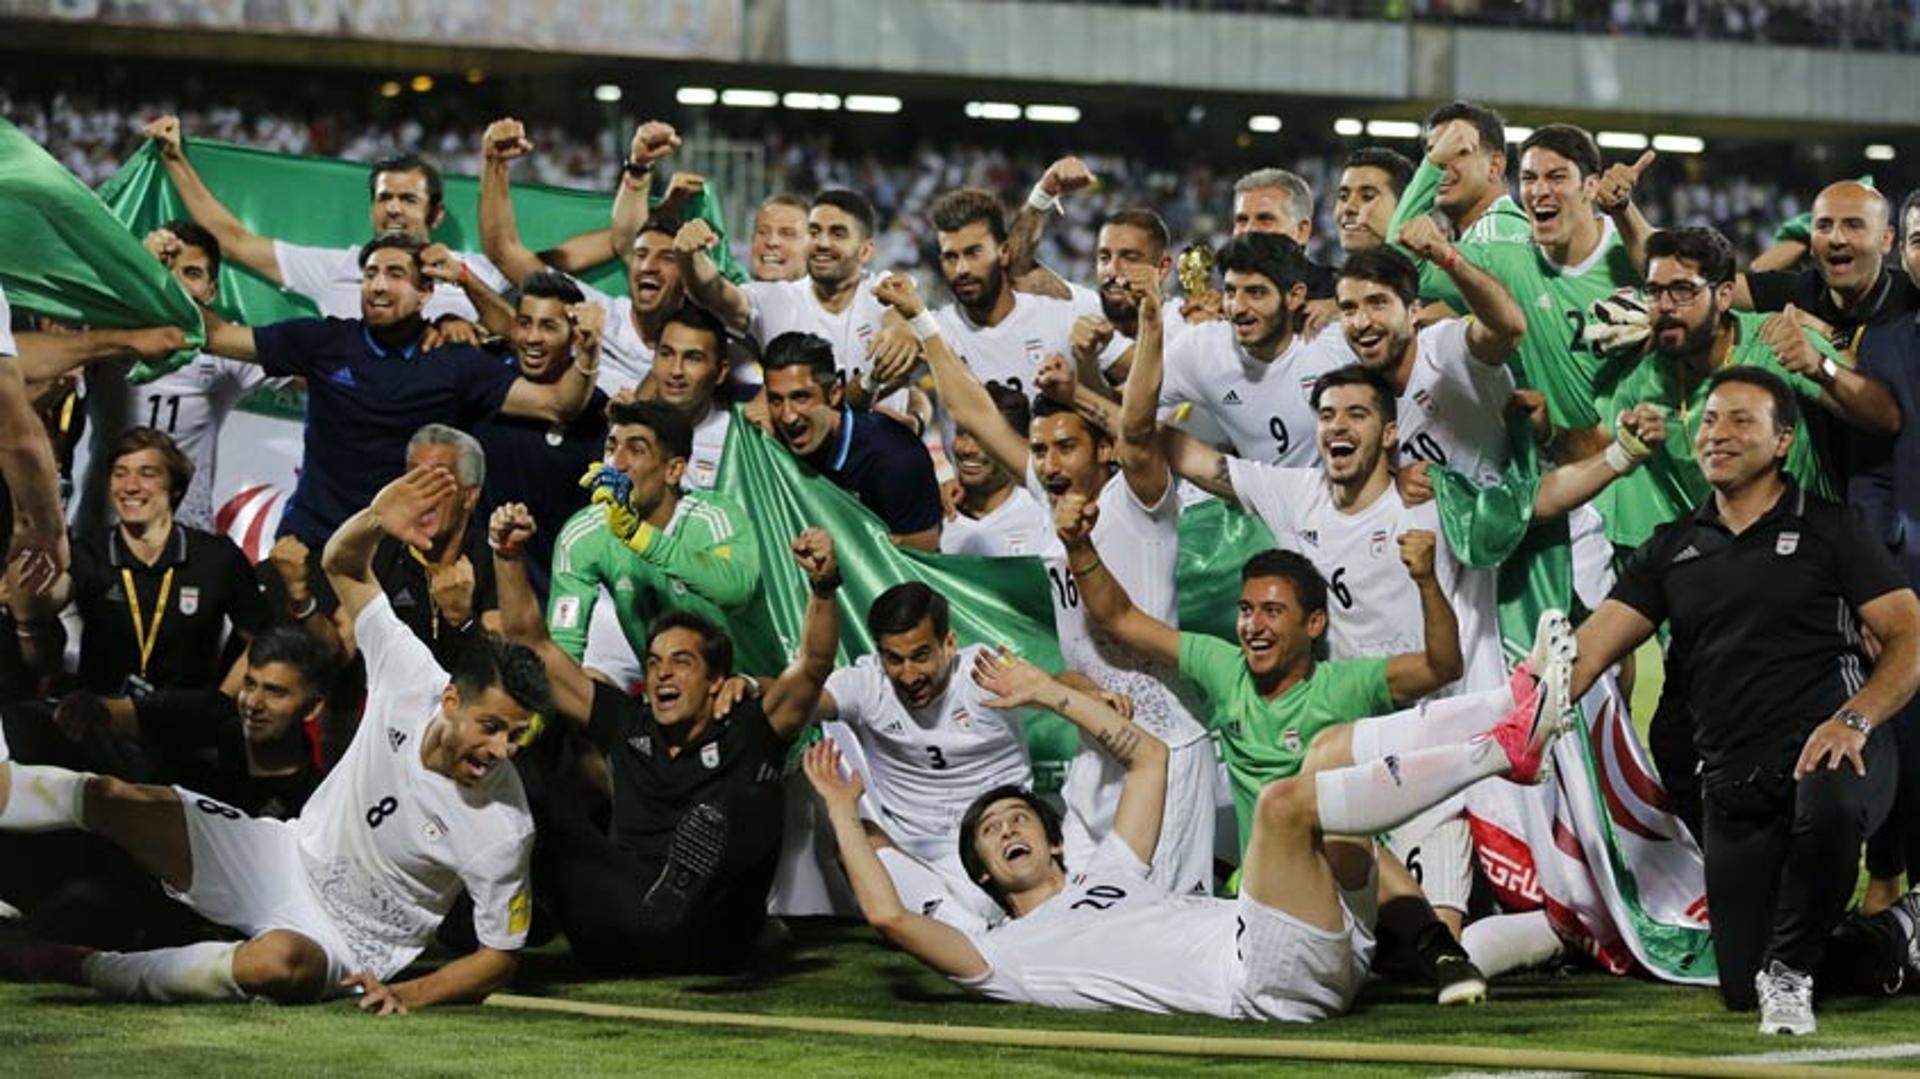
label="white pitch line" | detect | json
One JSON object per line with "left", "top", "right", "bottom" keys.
{"left": 1437, "top": 1040, "right": 1920, "bottom": 1078}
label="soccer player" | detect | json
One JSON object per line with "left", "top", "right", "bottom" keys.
{"left": 813, "top": 582, "right": 1034, "bottom": 931}
{"left": 749, "top": 194, "right": 810, "bottom": 283}
{"left": 940, "top": 384, "right": 1052, "bottom": 558}
{"left": 874, "top": 269, "right": 1219, "bottom": 897}
{"left": 1333, "top": 149, "right": 1416, "bottom": 256}
{"left": 1156, "top": 232, "right": 1353, "bottom": 466}
{"left": 1413, "top": 101, "right": 1532, "bottom": 249}
{"left": 640, "top": 305, "right": 740, "bottom": 492}
{"left": 491, "top": 504, "right": 838, "bottom": 972}
{"left": 0, "top": 465, "right": 549, "bottom": 1012}
{"left": 805, "top": 629, "right": 1575, "bottom": 1021}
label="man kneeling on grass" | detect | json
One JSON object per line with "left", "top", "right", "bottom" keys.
{"left": 805, "top": 616, "right": 1576, "bottom": 1021}
{"left": 0, "top": 466, "right": 547, "bottom": 1014}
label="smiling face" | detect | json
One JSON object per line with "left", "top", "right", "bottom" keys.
{"left": 1695, "top": 379, "right": 1792, "bottom": 491}
{"left": 628, "top": 229, "right": 684, "bottom": 316}
{"left": 436, "top": 682, "right": 533, "bottom": 786}
{"left": 969, "top": 796, "right": 1064, "bottom": 896}
{"left": 952, "top": 426, "right": 1015, "bottom": 500}
{"left": 1904, "top": 204, "right": 1920, "bottom": 291}
{"left": 236, "top": 659, "right": 319, "bottom": 747}
{"left": 653, "top": 321, "right": 725, "bottom": 412}
{"left": 111, "top": 446, "right": 176, "bottom": 527}
{"left": 511, "top": 295, "right": 575, "bottom": 382}
{"left": 807, "top": 203, "right": 872, "bottom": 291}
{"left": 764, "top": 364, "right": 842, "bottom": 456}
{"left": 1334, "top": 166, "right": 1400, "bottom": 254}
{"left": 1028, "top": 412, "right": 1110, "bottom": 505}
{"left": 876, "top": 617, "right": 956, "bottom": 712}
{"left": 1519, "top": 146, "right": 1597, "bottom": 250}
{"left": 938, "top": 219, "right": 1008, "bottom": 319}
{"left": 1222, "top": 268, "right": 1295, "bottom": 354}
{"left": 1337, "top": 276, "right": 1415, "bottom": 374}
{"left": 644, "top": 625, "right": 722, "bottom": 728}
{"left": 370, "top": 168, "right": 440, "bottom": 239}
{"left": 751, "top": 201, "right": 808, "bottom": 282}
{"left": 1236, "top": 574, "right": 1323, "bottom": 681}
{"left": 359, "top": 246, "right": 428, "bottom": 328}
{"left": 1315, "top": 383, "right": 1395, "bottom": 487}
{"left": 1810, "top": 183, "right": 1892, "bottom": 297}
{"left": 1094, "top": 222, "right": 1167, "bottom": 327}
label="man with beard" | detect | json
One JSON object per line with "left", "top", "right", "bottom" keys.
{"left": 1736, "top": 181, "right": 1920, "bottom": 341}
{"left": 811, "top": 582, "right": 1034, "bottom": 932}
{"left": 760, "top": 332, "right": 943, "bottom": 552}
{"left": 1333, "top": 149, "right": 1416, "bottom": 257}
{"left": 1154, "top": 233, "right": 1352, "bottom": 466}
{"left": 874, "top": 268, "right": 1220, "bottom": 898}
{"left": 748, "top": 195, "right": 809, "bottom": 283}
{"left": 939, "top": 384, "right": 1052, "bottom": 559}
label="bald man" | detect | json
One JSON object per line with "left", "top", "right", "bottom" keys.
{"left": 1737, "top": 181, "right": 1917, "bottom": 342}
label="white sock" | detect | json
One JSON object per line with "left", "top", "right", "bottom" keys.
{"left": 1463, "top": 910, "right": 1565, "bottom": 977}
{"left": 82, "top": 941, "right": 245, "bottom": 1003}
{"left": 1349, "top": 687, "right": 1514, "bottom": 762}
{"left": 0, "top": 764, "right": 90, "bottom": 832}
{"left": 0, "top": 721, "right": 9, "bottom": 762}
{"left": 1314, "top": 739, "right": 1507, "bottom": 835}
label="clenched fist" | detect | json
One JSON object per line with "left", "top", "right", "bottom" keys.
{"left": 1398, "top": 528, "right": 1437, "bottom": 581}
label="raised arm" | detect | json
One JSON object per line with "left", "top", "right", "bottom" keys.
{"left": 1381, "top": 530, "right": 1464, "bottom": 706}
{"left": 197, "top": 306, "right": 258, "bottom": 363}
{"left": 1053, "top": 493, "right": 1181, "bottom": 667}
{"left": 611, "top": 121, "right": 682, "bottom": 267}
{"left": 672, "top": 219, "right": 752, "bottom": 336}
{"left": 420, "top": 243, "right": 516, "bottom": 338}
{"left": 802, "top": 741, "right": 989, "bottom": 978}
{"left": 12, "top": 326, "right": 187, "bottom": 385}
{"left": 476, "top": 118, "right": 549, "bottom": 286}
{"left": 871, "top": 273, "right": 1030, "bottom": 476}
{"left": 322, "top": 465, "right": 457, "bottom": 622}
{"left": 499, "top": 301, "right": 600, "bottom": 424}
{"left": 1003, "top": 156, "right": 1094, "bottom": 282}
{"left": 1115, "top": 264, "right": 1171, "bottom": 506}
{"left": 488, "top": 503, "right": 594, "bottom": 727}
{"left": 142, "top": 116, "right": 282, "bottom": 285}
{"left": 586, "top": 467, "right": 762, "bottom": 611}
{"left": 763, "top": 529, "right": 843, "bottom": 738}
{"left": 1593, "top": 151, "right": 1657, "bottom": 278}
{"left": 0, "top": 355, "right": 64, "bottom": 593}
{"left": 1395, "top": 216, "right": 1526, "bottom": 365}
{"left": 1532, "top": 404, "right": 1664, "bottom": 519}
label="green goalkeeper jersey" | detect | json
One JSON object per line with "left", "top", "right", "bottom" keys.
{"left": 545, "top": 490, "right": 762, "bottom": 665}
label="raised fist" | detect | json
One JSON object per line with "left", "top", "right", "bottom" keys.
{"left": 872, "top": 273, "right": 926, "bottom": 318}
{"left": 630, "top": 121, "right": 682, "bottom": 168}
{"left": 791, "top": 528, "right": 839, "bottom": 589}
{"left": 673, "top": 218, "right": 718, "bottom": 257}
{"left": 1053, "top": 492, "right": 1099, "bottom": 545}
{"left": 143, "top": 115, "right": 184, "bottom": 159}
{"left": 482, "top": 118, "right": 532, "bottom": 163}
{"left": 566, "top": 302, "right": 606, "bottom": 358}
{"left": 1426, "top": 119, "right": 1478, "bottom": 169}
{"left": 1069, "top": 315, "right": 1116, "bottom": 369}
{"left": 1397, "top": 529, "right": 1437, "bottom": 580}
{"left": 1034, "top": 352, "right": 1076, "bottom": 405}
{"left": 1041, "top": 156, "right": 1096, "bottom": 199}
{"left": 1395, "top": 215, "right": 1454, "bottom": 265}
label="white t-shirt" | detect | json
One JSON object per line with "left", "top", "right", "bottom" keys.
{"left": 1392, "top": 319, "right": 1515, "bottom": 487}
{"left": 958, "top": 834, "right": 1242, "bottom": 1015}
{"left": 294, "top": 595, "right": 534, "bottom": 979}
{"left": 1227, "top": 459, "right": 1504, "bottom": 693}
{"left": 940, "top": 486, "right": 1051, "bottom": 559}
{"left": 681, "top": 405, "right": 733, "bottom": 493}
{"left": 0, "top": 284, "right": 15, "bottom": 356}
{"left": 103, "top": 354, "right": 284, "bottom": 530}
{"left": 824, "top": 644, "right": 1032, "bottom": 862}
{"left": 933, "top": 291, "right": 1097, "bottom": 399}
{"left": 1159, "top": 322, "right": 1353, "bottom": 466}
{"left": 273, "top": 241, "right": 507, "bottom": 324}
{"left": 575, "top": 279, "right": 657, "bottom": 395}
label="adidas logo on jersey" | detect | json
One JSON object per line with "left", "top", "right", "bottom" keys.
{"left": 392, "top": 587, "right": 416, "bottom": 608}
{"left": 629, "top": 734, "right": 653, "bottom": 757}
{"left": 387, "top": 728, "right": 408, "bottom": 751}
{"left": 1536, "top": 294, "right": 1554, "bottom": 310}
{"left": 1672, "top": 545, "right": 1701, "bottom": 563}
{"left": 329, "top": 367, "right": 358, "bottom": 387}
{"left": 1299, "top": 529, "right": 1319, "bottom": 547}
{"left": 1221, "top": 389, "right": 1243, "bottom": 406}
{"left": 882, "top": 719, "right": 906, "bottom": 735}
{"left": 755, "top": 763, "right": 781, "bottom": 783}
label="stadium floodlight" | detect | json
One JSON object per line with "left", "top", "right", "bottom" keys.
{"left": 410, "top": 75, "right": 434, "bottom": 93}
{"left": 965, "top": 101, "right": 1022, "bottom": 121}
{"left": 782, "top": 92, "right": 841, "bottom": 110}
{"left": 1024, "top": 104, "right": 1081, "bottom": 124}
{"left": 721, "top": 89, "right": 780, "bottom": 108}
{"left": 1365, "top": 120, "right": 1421, "bottom": 139}
{"left": 1866, "top": 144, "right": 1897, "bottom": 161}
{"left": 1333, "top": 118, "right": 1363, "bottom": 137}
{"left": 676, "top": 86, "right": 718, "bottom": 106}
{"left": 1651, "top": 134, "right": 1704, "bottom": 154}
{"left": 1505, "top": 126, "right": 1534, "bottom": 143}
{"left": 1597, "top": 131, "right": 1649, "bottom": 150}
{"left": 1248, "top": 115, "right": 1283, "bottom": 134}
{"left": 465, "top": 69, "right": 486, "bottom": 85}
{"left": 594, "top": 84, "right": 623, "bottom": 104}
{"left": 378, "top": 81, "right": 402, "bottom": 99}
{"left": 846, "top": 95, "right": 904, "bottom": 114}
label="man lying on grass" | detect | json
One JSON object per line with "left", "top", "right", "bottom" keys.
{"left": 804, "top": 615, "right": 1576, "bottom": 1021}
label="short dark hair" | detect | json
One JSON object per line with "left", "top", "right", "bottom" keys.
{"left": 930, "top": 187, "right": 1008, "bottom": 243}
{"left": 662, "top": 302, "right": 730, "bottom": 356}
{"left": 1310, "top": 363, "right": 1398, "bottom": 423}
{"left": 762, "top": 331, "right": 839, "bottom": 389}
{"left": 162, "top": 218, "right": 222, "bottom": 277}
{"left": 1343, "top": 148, "right": 1416, "bottom": 198}
{"left": 518, "top": 269, "right": 586, "bottom": 306}
{"left": 1337, "top": 245, "right": 1420, "bottom": 307}
{"left": 1241, "top": 549, "right": 1328, "bottom": 616}
{"left": 636, "top": 213, "right": 683, "bottom": 242}
{"left": 446, "top": 633, "right": 554, "bottom": 723}
{"left": 246, "top": 627, "right": 334, "bottom": 699}
{"left": 1030, "top": 395, "right": 1110, "bottom": 442}
{"left": 1425, "top": 100, "right": 1508, "bottom": 157}
{"left": 357, "top": 231, "right": 427, "bottom": 279}
{"left": 368, "top": 153, "right": 444, "bottom": 215}
{"left": 867, "top": 581, "right": 951, "bottom": 641}
{"left": 985, "top": 382, "right": 1031, "bottom": 438}
{"left": 605, "top": 398, "right": 695, "bottom": 461}
{"left": 813, "top": 189, "right": 877, "bottom": 239}
{"left": 1101, "top": 208, "right": 1172, "bottom": 257}
{"left": 959, "top": 784, "right": 1066, "bottom": 913}
{"left": 1706, "top": 366, "right": 1801, "bottom": 437}
{"left": 646, "top": 609, "right": 733, "bottom": 678}
{"left": 1645, "top": 227, "right": 1737, "bottom": 286}
{"left": 1519, "top": 124, "right": 1602, "bottom": 180}
{"left": 111, "top": 426, "right": 194, "bottom": 508}
{"left": 1215, "top": 232, "right": 1309, "bottom": 294}
{"left": 1900, "top": 189, "right": 1920, "bottom": 244}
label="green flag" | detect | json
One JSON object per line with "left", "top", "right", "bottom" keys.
{"left": 0, "top": 119, "right": 203, "bottom": 373}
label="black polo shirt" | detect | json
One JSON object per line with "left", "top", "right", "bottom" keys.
{"left": 1746, "top": 267, "right": 1920, "bottom": 349}
{"left": 133, "top": 688, "right": 322, "bottom": 819}
{"left": 471, "top": 388, "right": 607, "bottom": 603}
{"left": 799, "top": 405, "right": 942, "bottom": 536}
{"left": 583, "top": 681, "right": 788, "bottom": 866}
{"left": 368, "top": 518, "right": 497, "bottom": 667}
{"left": 1610, "top": 481, "right": 1909, "bottom": 773}
{"left": 70, "top": 524, "right": 270, "bottom": 694}
{"left": 254, "top": 318, "right": 520, "bottom": 546}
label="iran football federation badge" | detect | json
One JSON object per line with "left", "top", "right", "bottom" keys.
{"left": 1776, "top": 531, "right": 1800, "bottom": 556}
{"left": 701, "top": 742, "right": 721, "bottom": 769}
{"left": 179, "top": 586, "right": 200, "bottom": 615}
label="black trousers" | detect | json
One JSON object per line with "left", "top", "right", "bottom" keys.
{"left": 1647, "top": 654, "right": 1702, "bottom": 840}
{"left": 1864, "top": 702, "right": 1920, "bottom": 883}
{"left": 1701, "top": 727, "right": 1895, "bottom": 1010}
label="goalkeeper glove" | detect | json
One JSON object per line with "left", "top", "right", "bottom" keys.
{"left": 1585, "top": 289, "right": 1651, "bottom": 360}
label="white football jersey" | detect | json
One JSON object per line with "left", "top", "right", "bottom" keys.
{"left": 1227, "top": 459, "right": 1504, "bottom": 692}
{"left": 1391, "top": 319, "right": 1515, "bottom": 487}
{"left": 933, "top": 291, "right": 1096, "bottom": 399}
{"left": 294, "top": 595, "right": 534, "bottom": 979}
{"left": 1160, "top": 322, "right": 1354, "bottom": 466}
{"left": 575, "top": 280, "right": 657, "bottom": 395}
{"left": 680, "top": 405, "right": 733, "bottom": 493}
{"left": 824, "top": 644, "right": 1032, "bottom": 861}
{"left": 940, "top": 486, "right": 1051, "bottom": 559}
{"left": 101, "top": 354, "right": 282, "bottom": 529}
{"left": 745, "top": 274, "right": 906, "bottom": 412}
{"left": 273, "top": 241, "right": 506, "bottom": 324}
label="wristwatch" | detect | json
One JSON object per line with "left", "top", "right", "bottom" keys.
{"left": 1835, "top": 707, "right": 1872, "bottom": 735}
{"left": 621, "top": 160, "right": 652, "bottom": 177}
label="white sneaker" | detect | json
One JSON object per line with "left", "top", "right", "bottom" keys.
{"left": 1755, "top": 960, "right": 1816, "bottom": 1036}
{"left": 1896, "top": 888, "right": 1920, "bottom": 979}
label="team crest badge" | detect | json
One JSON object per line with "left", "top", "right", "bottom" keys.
{"left": 179, "top": 586, "right": 200, "bottom": 615}
{"left": 421, "top": 814, "right": 447, "bottom": 842}
{"left": 700, "top": 742, "right": 721, "bottom": 769}
{"left": 1370, "top": 529, "right": 1390, "bottom": 557}
{"left": 544, "top": 430, "right": 564, "bottom": 448}
{"left": 1776, "top": 531, "right": 1799, "bottom": 556}
{"left": 1282, "top": 727, "right": 1303, "bottom": 754}
{"left": 953, "top": 708, "right": 974, "bottom": 731}
{"left": 1413, "top": 388, "right": 1437, "bottom": 417}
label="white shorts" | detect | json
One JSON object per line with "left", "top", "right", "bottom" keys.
{"left": 1232, "top": 879, "right": 1376, "bottom": 1022}
{"left": 1568, "top": 505, "right": 1616, "bottom": 615}
{"left": 1063, "top": 736, "right": 1218, "bottom": 897}
{"left": 1380, "top": 800, "right": 1473, "bottom": 914}
{"left": 167, "top": 789, "right": 361, "bottom": 994}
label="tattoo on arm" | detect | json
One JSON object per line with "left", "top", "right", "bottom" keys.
{"left": 1094, "top": 724, "right": 1143, "bottom": 765}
